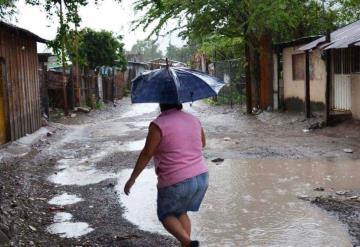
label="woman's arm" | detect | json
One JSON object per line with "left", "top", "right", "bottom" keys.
{"left": 124, "top": 123, "right": 161, "bottom": 195}
{"left": 201, "top": 128, "right": 206, "bottom": 148}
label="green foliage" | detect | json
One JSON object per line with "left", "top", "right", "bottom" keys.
{"left": 95, "top": 100, "right": 104, "bottom": 109}
{"left": 0, "top": 0, "right": 16, "bottom": 19}
{"left": 165, "top": 43, "right": 197, "bottom": 63}
{"left": 26, "top": 0, "right": 122, "bottom": 71}
{"left": 133, "top": 0, "right": 360, "bottom": 46}
{"left": 130, "top": 39, "right": 163, "bottom": 61}
{"left": 205, "top": 91, "right": 246, "bottom": 106}
{"left": 71, "top": 28, "right": 127, "bottom": 70}
{"left": 200, "top": 36, "right": 244, "bottom": 61}
{"left": 122, "top": 88, "right": 130, "bottom": 97}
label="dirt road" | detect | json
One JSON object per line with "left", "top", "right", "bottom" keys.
{"left": 0, "top": 98, "right": 359, "bottom": 246}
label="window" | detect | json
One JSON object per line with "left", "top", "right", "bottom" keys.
{"left": 333, "top": 47, "right": 360, "bottom": 74}
{"left": 292, "top": 53, "right": 314, "bottom": 80}
{"left": 351, "top": 46, "right": 360, "bottom": 73}
{"left": 292, "top": 54, "right": 304, "bottom": 80}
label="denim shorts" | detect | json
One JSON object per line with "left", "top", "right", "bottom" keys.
{"left": 157, "top": 172, "right": 209, "bottom": 222}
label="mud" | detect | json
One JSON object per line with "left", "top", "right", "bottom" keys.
{"left": 0, "top": 98, "right": 359, "bottom": 246}
{"left": 312, "top": 192, "right": 360, "bottom": 246}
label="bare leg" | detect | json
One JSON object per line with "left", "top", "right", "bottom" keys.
{"left": 179, "top": 213, "right": 191, "bottom": 237}
{"left": 162, "top": 215, "right": 191, "bottom": 246}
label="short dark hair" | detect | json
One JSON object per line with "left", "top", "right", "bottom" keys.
{"left": 159, "top": 104, "right": 183, "bottom": 112}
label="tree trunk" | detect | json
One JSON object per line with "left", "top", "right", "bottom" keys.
{"left": 59, "top": 0, "right": 68, "bottom": 115}
{"left": 259, "top": 32, "right": 274, "bottom": 110}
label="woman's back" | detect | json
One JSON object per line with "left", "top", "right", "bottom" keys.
{"left": 152, "top": 109, "right": 208, "bottom": 188}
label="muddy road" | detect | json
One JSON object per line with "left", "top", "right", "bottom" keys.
{"left": 0, "top": 98, "right": 359, "bottom": 246}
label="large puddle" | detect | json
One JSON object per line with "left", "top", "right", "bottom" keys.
{"left": 116, "top": 159, "right": 360, "bottom": 246}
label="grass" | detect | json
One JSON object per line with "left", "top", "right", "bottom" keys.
{"left": 206, "top": 91, "right": 246, "bottom": 106}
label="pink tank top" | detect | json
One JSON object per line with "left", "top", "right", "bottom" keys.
{"left": 152, "top": 109, "right": 208, "bottom": 188}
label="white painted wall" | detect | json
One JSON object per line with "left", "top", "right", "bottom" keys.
{"left": 283, "top": 46, "right": 326, "bottom": 104}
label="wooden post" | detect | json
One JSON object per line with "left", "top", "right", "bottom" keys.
{"left": 325, "top": 32, "right": 332, "bottom": 125}
{"left": 277, "top": 51, "right": 281, "bottom": 109}
{"left": 305, "top": 50, "right": 311, "bottom": 118}
{"left": 245, "top": 43, "right": 252, "bottom": 114}
{"left": 59, "top": 0, "right": 68, "bottom": 115}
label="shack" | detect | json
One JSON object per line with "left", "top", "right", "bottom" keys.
{"left": 275, "top": 20, "right": 360, "bottom": 121}
{"left": 0, "top": 21, "right": 47, "bottom": 144}
{"left": 273, "top": 36, "right": 323, "bottom": 111}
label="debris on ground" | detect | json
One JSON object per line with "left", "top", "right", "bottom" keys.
{"left": 29, "top": 225, "right": 37, "bottom": 231}
{"left": 303, "top": 129, "right": 310, "bottom": 133}
{"left": 343, "top": 148, "right": 353, "bottom": 153}
{"left": 308, "top": 121, "right": 325, "bottom": 130}
{"left": 74, "top": 107, "right": 91, "bottom": 113}
{"left": 335, "top": 190, "right": 348, "bottom": 196}
{"left": 48, "top": 206, "right": 66, "bottom": 212}
{"left": 296, "top": 194, "right": 311, "bottom": 201}
{"left": 211, "top": 158, "right": 224, "bottom": 163}
{"left": 312, "top": 193, "right": 360, "bottom": 246}
{"left": 223, "top": 137, "right": 231, "bottom": 141}
{"left": 314, "top": 187, "right": 325, "bottom": 191}
{"left": 70, "top": 113, "right": 77, "bottom": 118}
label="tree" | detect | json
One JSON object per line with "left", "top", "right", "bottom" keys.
{"left": 165, "top": 43, "right": 197, "bottom": 63}
{"left": 133, "top": 0, "right": 359, "bottom": 112}
{"left": 71, "top": 28, "right": 127, "bottom": 70}
{"left": 130, "top": 39, "right": 163, "bottom": 61}
{"left": 0, "top": 0, "right": 16, "bottom": 19}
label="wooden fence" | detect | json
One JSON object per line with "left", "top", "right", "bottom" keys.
{"left": 44, "top": 67, "right": 127, "bottom": 111}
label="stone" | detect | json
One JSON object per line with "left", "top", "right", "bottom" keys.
{"left": 314, "top": 187, "right": 325, "bottom": 191}
{"left": 74, "top": 107, "right": 91, "bottom": 113}
{"left": 70, "top": 113, "right": 77, "bottom": 118}
{"left": 343, "top": 148, "right": 353, "bottom": 153}
{"left": 29, "top": 225, "right": 36, "bottom": 231}
{"left": 223, "top": 137, "right": 231, "bottom": 141}
{"left": 336, "top": 191, "right": 346, "bottom": 196}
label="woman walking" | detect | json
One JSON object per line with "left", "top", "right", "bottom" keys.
{"left": 124, "top": 103, "right": 208, "bottom": 247}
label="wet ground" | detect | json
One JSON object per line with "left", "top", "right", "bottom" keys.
{"left": 0, "top": 98, "right": 359, "bottom": 246}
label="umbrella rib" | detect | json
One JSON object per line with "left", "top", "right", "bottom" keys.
{"left": 168, "top": 67, "right": 182, "bottom": 103}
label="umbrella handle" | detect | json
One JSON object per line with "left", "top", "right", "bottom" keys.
{"left": 190, "top": 91, "right": 194, "bottom": 107}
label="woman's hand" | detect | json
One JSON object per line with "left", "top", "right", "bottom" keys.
{"left": 124, "top": 178, "right": 135, "bottom": 195}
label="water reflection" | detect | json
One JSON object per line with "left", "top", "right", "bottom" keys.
{"left": 116, "top": 159, "right": 360, "bottom": 246}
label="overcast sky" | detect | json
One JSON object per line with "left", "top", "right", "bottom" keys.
{"left": 13, "top": 0, "right": 185, "bottom": 53}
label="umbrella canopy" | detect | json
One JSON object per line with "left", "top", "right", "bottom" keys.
{"left": 131, "top": 67, "right": 225, "bottom": 104}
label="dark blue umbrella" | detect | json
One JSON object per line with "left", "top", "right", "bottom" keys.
{"left": 131, "top": 67, "right": 225, "bottom": 104}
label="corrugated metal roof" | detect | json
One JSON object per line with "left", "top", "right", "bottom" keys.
{"left": 299, "top": 20, "right": 360, "bottom": 51}
{"left": 274, "top": 36, "right": 322, "bottom": 50}
{"left": 0, "top": 21, "right": 47, "bottom": 43}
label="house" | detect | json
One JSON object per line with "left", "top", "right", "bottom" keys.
{"left": 123, "top": 61, "right": 148, "bottom": 88}
{"left": 275, "top": 20, "right": 360, "bottom": 122}
{"left": 0, "top": 21, "right": 47, "bottom": 144}
{"left": 273, "top": 36, "right": 323, "bottom": 112}
{"left": 147, "top": 58, "right": 187, "bottom": 70}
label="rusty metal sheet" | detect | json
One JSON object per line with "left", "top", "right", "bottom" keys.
{"left": 299, "top": 20, "right": 360, "bottom": 51}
